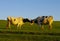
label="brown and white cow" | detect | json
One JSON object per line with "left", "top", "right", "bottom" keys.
{"left": 6, "top": 16, "right": 31, "bottom": 30}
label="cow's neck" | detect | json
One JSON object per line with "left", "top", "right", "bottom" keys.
{"left": 23, "top": 19, "right": 30, "bottom": 23}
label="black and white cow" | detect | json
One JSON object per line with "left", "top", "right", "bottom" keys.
{"left": 31, "top": 16, "right": 53, "bottom": 30}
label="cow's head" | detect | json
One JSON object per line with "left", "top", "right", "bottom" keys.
{"left": 30, "top": 20, "right": 34, "bottom": 25}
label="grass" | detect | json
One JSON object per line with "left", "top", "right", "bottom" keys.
{"left": 0, "top": 33, "right": 60, "bottom": 41}
{"left": 0, "top": 20, "right": 60, "bottom": 41}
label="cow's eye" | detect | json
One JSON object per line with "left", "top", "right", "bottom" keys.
{"left": 14, "top": 19, "right": 16, "bottom": 21}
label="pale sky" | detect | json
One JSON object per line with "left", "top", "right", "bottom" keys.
{"left": 0, "top": 0, "right": 60, "bottom": 21}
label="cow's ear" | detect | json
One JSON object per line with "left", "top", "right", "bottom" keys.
{"left": 14, "top": 19, "right": 16, "bottom": 21}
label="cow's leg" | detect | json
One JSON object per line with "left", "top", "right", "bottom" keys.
{"left": 9, "top": 22, "right": 11, "bottom": 29}
{"left": 7, "top": 21, "right": 12, "bottom": 31}
{"left": 20, "top": 24, "right": 24, "bottom": 30}
{"left": 49, "top": 25, "right": 52, "bottom": 30}
{"left": 17, "top": 24, "right": 22, "bottom": 30}
{"left": 49, "top": 23, "right": 52, "bottom": 30}
{"left": 17, "top": 24, "right": 19, "bottom": 30}
{"left": 48, "top": 20, "right": 53, "bottom": 30}
{"left": 6, "top": 21, "right": 11, "bottom": 29}
{"left": 19, "top": 24, "right": 21, "bottom": 29}
{"left": 17, "top": 24, "right": 22, "bottom": 31}
{"left": 41, "top": 25, "right": 44, "bottom": 30}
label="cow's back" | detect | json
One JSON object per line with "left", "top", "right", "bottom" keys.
{"left": 17, "top": 17, "right": 24, "bottom": 25}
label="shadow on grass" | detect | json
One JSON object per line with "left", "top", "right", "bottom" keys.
{"left": 0, "top": 30, "right": 60, "bottom": 36}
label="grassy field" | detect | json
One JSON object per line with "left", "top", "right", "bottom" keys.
{"left": 0, "top": 20, "right": 60, "bottom": 41}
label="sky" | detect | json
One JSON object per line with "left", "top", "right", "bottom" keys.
{"left": 0, "top": 0, "right": 60, "bottom": 21}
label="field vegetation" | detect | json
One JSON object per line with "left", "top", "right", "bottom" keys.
{"left": 0, "top": 20, "right": 60, "bottom": 41}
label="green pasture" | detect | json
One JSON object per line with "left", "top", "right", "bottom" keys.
{"left": 0, "top": 20, "right": 60, "bottom": 41}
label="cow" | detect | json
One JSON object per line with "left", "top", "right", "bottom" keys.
{"left": 30, "top": 16, "right": 53, "bottom": 30}
{"left": 6, "top": 16, "right": 31, "bottom": 30}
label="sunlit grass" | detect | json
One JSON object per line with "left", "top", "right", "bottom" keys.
{"left": 0, "top": 20, "right": 60, "bottom": 41}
